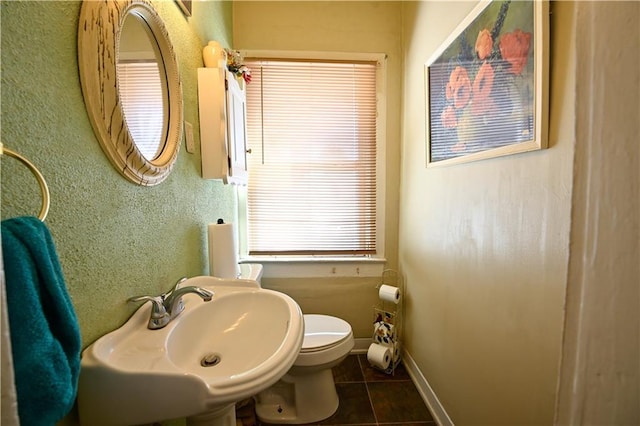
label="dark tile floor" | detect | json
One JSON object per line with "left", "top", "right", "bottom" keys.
{"left": 239, "top": 354, "right": 435, "bottom": 426}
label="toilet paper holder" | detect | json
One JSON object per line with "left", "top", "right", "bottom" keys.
{"left": 370, "top": 269, "right": 404, "bottom": 375}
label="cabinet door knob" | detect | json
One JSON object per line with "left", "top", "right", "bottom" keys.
{"left": 246, "top": 148, "right": 252, "bottom": 154}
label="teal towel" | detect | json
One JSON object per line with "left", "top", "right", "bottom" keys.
{"left": 2, "top": 216, "right": 81, "bottom": 426}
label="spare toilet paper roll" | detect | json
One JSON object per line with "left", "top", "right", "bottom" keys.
{"left": 367, "top": 343, "right": 391, "bottom": 370}
{"left": 379, "top": 284, "right": 401, "bottom": 304}
{"left": 391, "top": 342, "right": 401, "bottom": 363}
{"left": 373, "top": 321, "right": 396, "bottom": 346}
{"left": 208, "top": 220, "right": 240, "bottom": 279}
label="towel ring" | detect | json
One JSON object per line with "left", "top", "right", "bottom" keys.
{"left": 1, "top": 143, "right": 50, "bottom": 221}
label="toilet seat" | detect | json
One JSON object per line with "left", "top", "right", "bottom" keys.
{"left": 301, "top": 314, "right": 352, "bottom": 352}
{"left": 293, "top": 314, "right": 354, "bottom": 368}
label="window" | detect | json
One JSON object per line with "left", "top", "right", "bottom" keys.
{"left": 117, "top": 60, "right": 166, "bottom": 160}
{"left": 241, "top": 52, "right": 385, "bottom": 259}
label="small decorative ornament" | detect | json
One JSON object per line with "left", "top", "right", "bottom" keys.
{"left": 224, "top": 48, "right": 252, "bottom": 84}
{"left": 202, "top": 41, "right": 226, "bottom": 68}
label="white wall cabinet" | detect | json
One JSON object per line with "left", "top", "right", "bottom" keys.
{"left": 197, "top": 67, "right": 248, "bottom": 184}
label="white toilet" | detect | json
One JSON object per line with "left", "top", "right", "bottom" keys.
{"left": 239, "top": 264, "right": 355, "bottom": 424}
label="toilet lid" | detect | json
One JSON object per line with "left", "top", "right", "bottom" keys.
{"left": 301, "top": 314, "right": 352, "bottom": 352}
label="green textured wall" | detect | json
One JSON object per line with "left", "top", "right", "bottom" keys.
{"left": 1, "top": 0, "right": 233, "bottom": 354}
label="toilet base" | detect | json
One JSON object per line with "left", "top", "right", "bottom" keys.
{"left": 255, "top": 368, "right": 338, "bottom": 424}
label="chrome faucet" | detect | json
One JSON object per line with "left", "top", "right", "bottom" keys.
{"left": 163, "top": 280, "right": 214, "bottom": 320}
{"left": 128, "top": 277, "right": 213, "bottom": 330}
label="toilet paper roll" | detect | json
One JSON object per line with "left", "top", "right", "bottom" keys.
{"left": 373, "top": 321, "right": 396, "bottom": 346}
{"left": 391, "top": 342, "right": 401, "bottom": 363}
{"left": 208, "top": 219, "right": 240, "bottom": 279}
{"left": 379, "top": 284, "right": 401, "bottom": 304}
{"left": 367, "top": 343, "right": 391, "bottom": 370}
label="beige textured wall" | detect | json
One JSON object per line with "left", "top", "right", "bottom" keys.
{"left": 556, "top": 2, "right": 640, "bottom": 424}
{"left": 232, "top": 1, "right": 403, "bottom": 339}
{"left": 399, "top": 2, "right": 575, "bottom": 424}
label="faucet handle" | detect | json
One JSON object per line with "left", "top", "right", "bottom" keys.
{"left": 161, "top": 277, "right": 189, "bottom": 314}
{"left": 127, "top": 295, "right": 170, "bottom": 329}
{"left": 166, "top": 277, "right": 188, "bottom": 296}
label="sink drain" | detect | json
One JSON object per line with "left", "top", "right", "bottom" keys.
{"left": 201, "top": 353, "right": 221, "bottom": 367}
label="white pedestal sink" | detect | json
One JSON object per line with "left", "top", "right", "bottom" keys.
{"left": 77, "top": 277, "right": 304, "bottom": 426}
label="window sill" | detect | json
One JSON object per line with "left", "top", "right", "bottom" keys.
{"left": 239, "top": 256, "right": 387, "bottom": 278}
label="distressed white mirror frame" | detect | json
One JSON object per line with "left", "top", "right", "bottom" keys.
{"left": 78, "top": 0, "right": 183, "bottom": 186}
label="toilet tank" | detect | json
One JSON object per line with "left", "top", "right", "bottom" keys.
{"left": 239, "top": 263, "right": 264, "bottom": 285}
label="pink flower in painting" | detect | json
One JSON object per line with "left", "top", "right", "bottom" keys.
{"left": 475, "top": 29, "right": 493, "bottom": 60}
{"left": 441, "top": 105, "right": 457, "bottom": 128}
{"left": 471, "top": 61, "right": 496, "bottom": 116}
{"left": 499, "top": 29, "right": 532, "bottom": 75}
{"left": 446, "top": 66, "right": 472, "bottom": 109}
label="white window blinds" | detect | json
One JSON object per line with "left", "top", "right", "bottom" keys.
{"left": 117, "top": 61, "right": 165, "bottom": 160}
{"left": 244, "top": 58, "right": 378, "bottom": 255}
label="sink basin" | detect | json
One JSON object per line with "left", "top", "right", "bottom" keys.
{"left": 77, "top": 276, "right": 304, "bottom": 426}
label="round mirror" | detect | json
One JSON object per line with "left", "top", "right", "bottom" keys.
{"left": 78, "top": 0, "right": 183, "bottom": 186}
{"left": 118, "top": 13, "right": 168, "bottom": 161}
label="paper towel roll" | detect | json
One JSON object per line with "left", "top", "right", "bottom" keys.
{"left": 379, "top": 284, "right": 401, "bottom": 304}
{"left": 208, "top": 219, "right": 240, "bottom": 278}
{"left": 367, "top": 343, "right": 391, "bottom": 370}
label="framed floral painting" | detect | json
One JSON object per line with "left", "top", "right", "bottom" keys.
{"left": 425, "top": 0, "right": 549, "bottom": 167}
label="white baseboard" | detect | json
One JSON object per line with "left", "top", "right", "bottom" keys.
{"left": 398, "top": 350, "right": 455, "bottom": 426}
{"left": 352, "top": 337, "right": 371, "bottom": 354}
